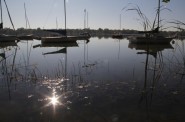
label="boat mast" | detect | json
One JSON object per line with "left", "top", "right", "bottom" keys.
{"left": 24, "top": 3, "right": 30, "bottom": 29}
{"left": 87, "top": 11, "right": 88, "bottom": 29}
{"left": 157, "top": 0, "right": 160, "bottom": 30}
{"left": 120, "top": 14, "right": 121, "bottom": 30}
{"left": 4, "top": 0, "right": 15, "bottom": 31}
{"left": 56, "top": 17, "right": 58, "bottom": 29}
{"left": 0, "top": 0, "right": 3, "bottom": 28}
{"left": 64, "top": 0, "right": 67, "bottom": 36}
{"left": 24, "top": 3, "right": 27, "bottom": 29}
{"left": 84, "top": 9, "right": 86, "bottom": 29}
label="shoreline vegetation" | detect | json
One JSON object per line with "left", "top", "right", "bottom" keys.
{"left": 1, "top": 27, "right": 184, "bottom": 39}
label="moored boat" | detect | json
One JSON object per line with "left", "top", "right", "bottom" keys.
{"left": 128, "top": 42, "right": 173, "bottom": 57}
{"left": 0, "top": 0, "right": 17, "bottom": 42}
{"left": 0, "top": 34, "right": 18, "bottom": 42}
{"left": 41, "top": 40, "right": 79, "bottom": 47}
{"left": 41, "top": 35, "right": 90, "bottom": 43}
{"left": 112, "top": 34, "right": 123, "bottom": 39}
{"left": 41, "top": 0, "right": 91, "bottom": 43}
{"left": 17, "top": 34, "right": 33, "bottom": 40}
{"left": 128, "top": 0, "right": 173, "bottom": 44}
{"left": 128, "top": 34, "right": 173, "bottom": 44}
{"left": 0, "top": 41, "right": 17, "bottom": 48}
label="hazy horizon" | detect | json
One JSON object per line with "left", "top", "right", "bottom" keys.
{"left": 1, "top": 0, "right": 185, "bottom": 31}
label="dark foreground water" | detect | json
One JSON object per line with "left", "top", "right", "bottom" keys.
{"left": 0, "top": 37, "right": 185, "bottom": 122}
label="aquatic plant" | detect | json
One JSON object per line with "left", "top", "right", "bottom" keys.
{"left": 126, "top": 4, "right": 151, "bottom": 31}
{"left": 125, "top": 2, "right": 172, "bottom": 31}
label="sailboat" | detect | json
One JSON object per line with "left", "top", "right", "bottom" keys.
{"left": 41, "top": 0, "right": 90, "bottom": 43}
{"left": 0, "top": 0, "right": 18, "bottom": 42}
{"left": 112, "top": 14, "right": 124, "bottom": 39}
{"left": 41, "top": 39, "right": 79, "bottom": 81}
{"left": 17, "top": 3, "right": 34, "bottom": 41}
{"left": 128, "top": 0, "right": 173, "bottom": 44}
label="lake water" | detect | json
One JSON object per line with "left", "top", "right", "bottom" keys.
{"left": 0, "top": 37, "right": 185, "bottom": 122}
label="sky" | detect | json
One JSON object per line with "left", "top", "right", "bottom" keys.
{"left": 1, "top": 0, "right": 185, "bottom": 31}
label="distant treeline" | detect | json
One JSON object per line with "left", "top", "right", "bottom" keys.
{"left": 0, "top": 27, "right": 184, "bottom": 38}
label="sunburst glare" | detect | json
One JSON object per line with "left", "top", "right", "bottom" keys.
{"left": 47, "top": 89, "right": 62, "bottom": 106}
{"left": 49, "top": 95, "right": 59, "bottom": 106}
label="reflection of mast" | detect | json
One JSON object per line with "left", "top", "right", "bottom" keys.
{"left": 144, "top": 46, "right": 149, "bottom": 92}
{"left": 118, "top": 39, "right": 120, "bottom": 59}
{"left": 84, "top": 40, "right": 86, "bottom": 65}
{"left": 137, "top": 44, "right": 166, "bottom": 119}
{"left": 138, "top": 45, "right": 150, "bottom": 119}
{"left": 65, "top": 48, "right": 67, "bottom": 78}
{"left": 83, "top": 40, "right": 89, "bottom": 67}
{"left": 41, "top": 41, "right": 79, "bottom": 79}
{"left": 82, "top": 40, "right": 95, "bottom": 75}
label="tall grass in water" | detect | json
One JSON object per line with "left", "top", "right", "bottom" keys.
{"left": 169, "top": 20, "right": 185, "bottom": 38}
{"left": 170, "top": 40, "right": 185, "bottom": 81}
{"left": 126, "top": 4, "right": 151, "bottom": 31}
{"left": 125, "top": 3, "right": 171, "bottom": 31}
{"left": 139, "top": 47, "right": 165, "bottom": 113}
{"left": 0, "top": 42, "right": 43, "bottom": 100}
{"left": 0, "top": 46, "right": 19, "bottom": 100}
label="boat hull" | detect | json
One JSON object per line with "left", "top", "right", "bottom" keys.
{"left": 41, "top": 36, "right": 90, "bottom": 43}
{"left": 17, "top": 35, "right": 33, "bottom": 40}
{"left": 0, "top": 34, "right": 18, "bottom": 42}
{"left": 41, "top": 42, "right": 78, "bottom": 47}
{"left": 128, "top": 43, "right": 173, "bottom": 57}
{"left": 0, "top": 41, "right": 17, "bottom": 48}
{"left": 129, "top": 36, "right": 173, "bottom": 44}
{"left": 112, "top": 34, "right": 123, "bottom": 39}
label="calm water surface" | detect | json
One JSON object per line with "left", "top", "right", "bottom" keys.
{"left": 0, "top": 37, "right": 185, "bottom": 122}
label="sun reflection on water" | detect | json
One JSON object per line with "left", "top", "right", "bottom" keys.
{"left": 49, "top": 95, "right": 59, "bottom": 106}
{"left": 48, "top": 89, "right": 62, "bottom": 106}
{"left": 40, "top": 77, "right": 69, "bottom": 108}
